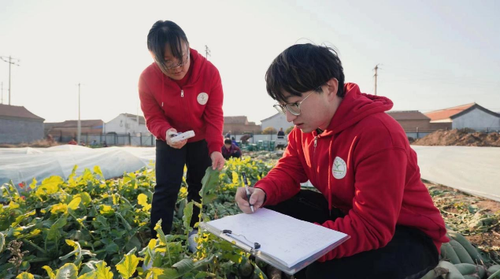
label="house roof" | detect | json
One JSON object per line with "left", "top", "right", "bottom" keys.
{"left": 0, "top": 103, "right": 44, "bottom": 120}
{"left": 424, "top": 103, "right": 475, "bottom": 121}
{"left": 122, "top": 113, "right": 146, "bottom": 125}
{"left": 450, "top": 103, "right": 500, "bottom": 119}
{"left": 45, "top": 119, "right": 104, "bottom": 128}
{"left": 386, "top": 110, "right": 430, "bottom": 120}
{"left": 224, "top": 116, "right": 248, "bottom": 124}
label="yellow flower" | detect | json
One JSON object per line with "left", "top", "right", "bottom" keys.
{"left": 50, "top": 203, "right": 68, "bottom": 214}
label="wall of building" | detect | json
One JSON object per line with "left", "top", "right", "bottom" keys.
{"left": 260, "top": 114, "right": 294, "bottom": 132}
{"left": 105, "top": 114, "right": 150, "bottom": 135}
{"left": 452, "top": 109, "right": 500, "bottom": 131}
{"left": 0, "top": 118, "right": 44, "bottom": 144}
{"left": 396, "top": 120, "right": 432, "bottom": 132}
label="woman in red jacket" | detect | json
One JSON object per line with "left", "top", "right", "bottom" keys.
{"left": 235, "top": 44, "right": 448, "bottom": 279}
{"left": 139, "top": 20, "right": 225, "bottom": 239}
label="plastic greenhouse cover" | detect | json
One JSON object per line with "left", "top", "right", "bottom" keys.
{"left": 0, "top": 145, "right": 499, "bottom": 202}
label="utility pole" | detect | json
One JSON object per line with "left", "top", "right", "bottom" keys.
{"left": 205, "top": 45, "right": 211, "bottom": 60}
{"left": 0, "top": 56, "right": 21, "bottom": 105}
{"left": 77, "top": 83, "right": 81, "bottom": 145}
{"left": 373, "top": 64, "right": 380, "bottom": 96}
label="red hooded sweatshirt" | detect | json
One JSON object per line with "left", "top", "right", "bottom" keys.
{"left": 138, "top": 49, "right": 224, "bottom": 155}
{"left": 255, "top": 83, "right": 448, "bottom": 261}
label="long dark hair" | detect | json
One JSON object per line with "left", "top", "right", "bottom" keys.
{"left": 147, "top": 20, "right": 189, "bottom": 72}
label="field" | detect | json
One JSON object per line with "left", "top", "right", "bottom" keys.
{"left": 1, "top": 152, "right": 499, "bottom": 279}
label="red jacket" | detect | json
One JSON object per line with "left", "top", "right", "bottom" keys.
{"left": 138, "top": 49, "right": 224, "bottom": 155}
{"left": 255, "top": 83, "right": 448, "bottom": 261}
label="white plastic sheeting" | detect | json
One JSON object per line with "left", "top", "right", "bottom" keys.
{"left": 412, "top": 146, "right": 500, "bottom": 202}
{"left": 0, "top": 145, "right": 156, "bottom": 185}
{"left": 0, "top": 145, "right": 499, "bottom": 202}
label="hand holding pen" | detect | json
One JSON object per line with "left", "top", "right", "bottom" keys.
{"left": 242, "top": 172, "right": 254, "bottom": 212}
{"left": 235, "top": 172, "right": 266, "bottom": 214}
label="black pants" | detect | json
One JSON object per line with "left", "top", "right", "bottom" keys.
{"left": 266, "top": 190, "right": 439, "bottom": 279}
{"left": 150, "top": 139, "right": 211, "bottom": 237}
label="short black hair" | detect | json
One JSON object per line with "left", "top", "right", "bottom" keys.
{"left": 147, "top": 20, "right": 189, "bottom": 72}
{"left": 265, "top": 43, "right": 345, "bottom": 103}
{"left": 224, "top": 138, "right": 232, "bottom": 144}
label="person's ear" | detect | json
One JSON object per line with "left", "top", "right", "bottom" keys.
{"left": 325, "top": 78, "right": 339, "bottom": 100}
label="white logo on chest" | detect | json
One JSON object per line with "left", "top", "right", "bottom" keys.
{"left": 197, "top": 92, "right": 208, "bottom": 105}
{"left": 332, "top": 156, "right": 347, "bottom": 179}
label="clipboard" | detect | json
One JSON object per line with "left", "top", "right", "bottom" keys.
{"left": 200, "top": 208, "right": 350, "bottom": 275}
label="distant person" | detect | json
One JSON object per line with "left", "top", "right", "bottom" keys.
{"left": 225, "top": 130, "right": 232, "bottom": 139}
{"left": 68, "top": 138, "right": 77, "bottom": 145}
{"left": 277, "top": 127, "right": 285, "bottom": 138}
{"left": 235, "top": 43, "right": 448, "bottom": 279}
{"left": 102, "top": 141, "right": 108, "bottom": 147}
{"left": 138, "top": 20, "right": 225, "bottom": 244}
{"left": 91, "top": 140, "right": 98, "bottom": 147}
{"left": 231, "top": 136, "right": 238, "bottom": 146}
{"left": 221, "top": 138, "right": 241, "bottom": 160}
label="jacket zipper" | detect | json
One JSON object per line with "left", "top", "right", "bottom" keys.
{"left": 181, "top": 89, "right": 184, "bottom": 97}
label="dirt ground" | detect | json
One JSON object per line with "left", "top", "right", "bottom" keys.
{"left": 412, "top": 128, "right": 500, "bottom": 147}
{"left": 425, "top": 182, "right": 500, "bottom": 250}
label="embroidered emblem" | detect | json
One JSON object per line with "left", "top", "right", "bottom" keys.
{"left": 332, "top": 156, "right": 347, "bottom": 179}
{"left": 197, "top": 92, "right": 208, "bottom": 105}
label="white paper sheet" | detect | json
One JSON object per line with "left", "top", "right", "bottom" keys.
{"left": 206, "top": 208, "right": 349, "bottom": 268}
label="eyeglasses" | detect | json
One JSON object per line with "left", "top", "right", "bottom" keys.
{"left": 164, "top": 50, "right": 190, "bottom": 70}
{"left": 273, "top": 93, "right": 312, "bottom": 116}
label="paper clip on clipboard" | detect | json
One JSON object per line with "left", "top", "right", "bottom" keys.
{"left": 219, "top": 229, "right": 261, "bottom": 252}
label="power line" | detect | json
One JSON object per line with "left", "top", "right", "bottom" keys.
{"left": 373, "top": 64, "right": 380, "bottom": 95}
{"left": 205, "top": 45, "right": 211, "bottom": 60}
{"left": 0, "top": 55, "right": 20, "bottom": 105}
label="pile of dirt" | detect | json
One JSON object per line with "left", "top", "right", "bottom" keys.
{"left": 413, "top": 128, "right": 500, "bottom": 147}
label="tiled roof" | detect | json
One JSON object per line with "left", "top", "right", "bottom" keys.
{"left": 386, "top": 110, "right": 429, "bottom": 120}
{"left": 0, "top": 104, "right": 44, "bottom": 120}
{"left": 424, "top": 103, "right": 475, "bottom": 121}
{"left": 45, "top": 119, "right": 104, "bottom": 128}
{"left": 261, "top": 112, "right": 280, "bottom": 122}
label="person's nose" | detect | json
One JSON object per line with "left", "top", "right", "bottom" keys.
{"left": 286, "top": 110, "right": 297, "bottom": 122}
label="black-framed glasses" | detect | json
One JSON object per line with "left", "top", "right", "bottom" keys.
{"left": 273, "top": 93, "right": 312, "bottom": 116}
{"left": 164, "top": 50, "right": 190, "bottom": 70}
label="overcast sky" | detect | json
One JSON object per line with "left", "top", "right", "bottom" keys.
{"left": 1, "top": 0, "right": 499, "bottom": 124}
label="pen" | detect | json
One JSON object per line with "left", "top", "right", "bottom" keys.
{"left": 241, "top": 172, "right": 254, "bottom": 212}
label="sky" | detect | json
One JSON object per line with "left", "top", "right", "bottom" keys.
{"left": 0, "top": 0, "right": 499, "bottom": 124}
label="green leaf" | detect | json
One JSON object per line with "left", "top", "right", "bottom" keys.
{"left": 172, "top": 258, "right": 195, "bottom": 272}
{"left": 200, "top": 167, "right": 220, "bottom": 202}
{"left": 0, "top": 232, "right": 4, "bottom": 253}
{"left": 183, "top": 201, "right": 194, "bottom": 231}
{"left": 16, "top": 272, "right": 35, "bottom": 279}
{"left": 47, "top": 216, "right": 67, "bottom": 240}
{"left": 54, "top": 263, "right": 78, "bottom": 279}
{"left": 116, "top": 250, "right": 139, "bottom": 279}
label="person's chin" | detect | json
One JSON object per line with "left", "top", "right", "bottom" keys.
{"left": 168, "top": 71, "right": 186, "bottom": 80}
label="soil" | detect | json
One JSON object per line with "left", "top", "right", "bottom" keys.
{"left": 427, "top": 182, "right": 500, "bottom": 250}
{"left": 412, "top": 128, "right": 500, "bottom": 147}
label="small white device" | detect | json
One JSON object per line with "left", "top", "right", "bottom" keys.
{"left": 170, "top": 130, "right": 195, "bottom": 143}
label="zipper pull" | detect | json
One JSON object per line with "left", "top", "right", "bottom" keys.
{"left": 181, "top": 89, "right": 184, "bottom": 97}
{"left": 314, "top": 137, "right": 318, "bottom": 148}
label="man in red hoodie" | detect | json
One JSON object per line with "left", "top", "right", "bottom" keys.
{"left": 138, "top": 20, "right": 225, "bottom": 240}
{"left": 235, "top": 44, "right": 448, "bottom": 278}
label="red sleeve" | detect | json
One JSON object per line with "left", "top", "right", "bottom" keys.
{"left": 255, "top": 129, "right": 308, "bottom": 205}
{"left": 203, "top": 68, "right": 224, "bottom": 155}
{"left": 138, "top": 74, "right": 171, "bottom": 141}
{"left": 319, "top": 148, "right": 407, "bottom": 261}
